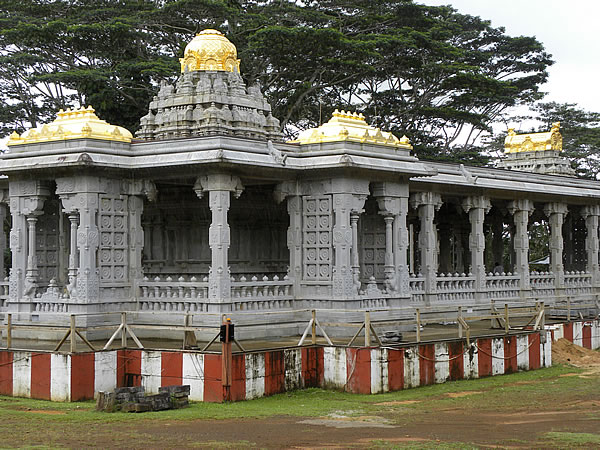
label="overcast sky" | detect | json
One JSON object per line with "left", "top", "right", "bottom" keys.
{"left": 420, "top": 0, "right": 600, "bottom": 113}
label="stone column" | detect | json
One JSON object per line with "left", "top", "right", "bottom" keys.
{"left": 7, "top": 181, "right": 49, "bottom": 305}
{"left": 287, "top": 195, "right": 303, "bottom": 294}
{"left": 194, "top": 174, "right": 243, "bottom": 311}
{"left": 582, "top": 205, "right": 600, "bottom": 287}
{"left": 462, "top": 196, "right": 491, "bottom": 297}
{"left": 0, "top": 201, "right": 7, "bottom": 278}
{"left": 75, "top": 193, "right": 100, "bottom": 301}
{"left": 67, "top": 213, "right": 79, "bottom": 278}
{"left": 350, "top": 211, "right": 361, "bottom": 292}
{"left": 508, "top": 199, "right": 532, "bottom": 292}
{"left": 544, "top": 202, "right": 568, "bottom": 289}
{"left": 410, "top": 192, "right": 442, "bottom": 303}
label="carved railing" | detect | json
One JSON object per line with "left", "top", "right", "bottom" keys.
{"left": 530, "top": 271, "right": 555, "bottom": 297}
{"left": 138, "top": 276, "right": 210, "bottom": 312}
{"left": 564, "top": 271, "right": 593, "bottom": 295}
{"left": 409, "top": 273, "right": 425, "bottom": 303}
{"left": 231, "top": 275, "right": 293, "bottom": 311}
{"left": 436, "top": 273, "right": 476, "bottom": 302}
{"left": 486, "top": 272, "right": 520, "bottom": 299}
{"left": 0, "top": 278, "right": 8, "bottom": 310}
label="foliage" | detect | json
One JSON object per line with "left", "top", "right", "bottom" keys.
{"left": 0, "top": 0, "right": 552, "bottom": 160}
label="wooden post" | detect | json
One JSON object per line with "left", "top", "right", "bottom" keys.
{"left": 70, "top": 314, "right": 76, "bottom": 353}
{"left": 121, "top": 312, "right": 127, "bottom": 348}
{"left": 6, "top": 313, "right": 11, "bottom": 349}
{"left": 567, "top": 296, "right": 571, "bottom": 322}
{"left": 417, "top": 308, "right": 421, "bottom": 342}
{"left": 311, "top": 310, "right": 316, "bottom": 345}
{"left": 458, "top": 306, "right": 463, "bottom": 338}
{"left": 222, "top": 316, "right": 232, "bottom": 402}
{"left": 540, "top": 301, "right": 545, "bottom": 330}
{"left": 504, "top": 303, "right": 509, "bottom": 334}
{"left": 364, "top": 311, "right": 371, "bottom": 347}
{"left": 490, "top": 299, "right": 495, "bottom": 327}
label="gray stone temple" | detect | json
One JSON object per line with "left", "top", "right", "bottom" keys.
{"left": 0, "top": 29, "right": 598, "bottom": 333}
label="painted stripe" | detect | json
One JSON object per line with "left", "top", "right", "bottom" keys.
{"left": 231, "top": 354, "right": 246, "bottom": 401}
{"left": 403, "top": 346, "right": 420, "bottom": 388}
{"left": 345, "top": 348, "right": 370, "bottom": 394}
{"left": 0, "top": 352, "right": 13, "bottom": 396}
{"left": 12, "top": 351, "right": 31, "bottom": 398}
{"left": 491, "top": 338, "right": 504, "bottom": 376}
{"left": 161, "top": 352, "right": 183, "bottom": 387}
{"left": 463, "top": 342, "right": 478, "bottom": 380}
{"left": 141, "top": 351, "right": 162, "bottom": 394}
{"left": 118, "top": 350, "right": 142, "bottom": 387}
{"left": 573, "top": 322, "right": 583, "bottom": 347}
{"left": 477, "top": 338, "right": 492, "bottom": 377}
{"left": 71, "top": 353, "right": 95, "bottom": 401}
{"left": 516, "top": 335, "right": 529, "bottom": 371}
{"left": 592, "top": 321, "right": 600, "bottom": 350}
{"left": 283, "top": 349, "right": 303, "bottom": 391}
{"left": 31, "top": 353, "right": 51, "bottom": 400}
{"left": 542, "top": 331, "right": 552, "bottom": 367}
{"left": 419, "top": 344, "right": 435, "bottom": 386}
{"left": 50, "top": 354, "right": 71, "bottom": 402}
{"left": 503, "top": 337, "right": 517, "bottom": 374}
{"left": 95, "top": 351, "right": 117, "bottom": 396}
{"left": 264, "top": 351, "right": 285, "bottom": 396}
{"left": 434, "top": 343, "right": 449, "bottom": 384}
{"left": 528, "top": 333, "right": 541, "bottom": 370}
{"left": 563, "top": 323, "right": 573, "bottom": 342}
{"left": 582, "top": 324, "right": 592, "bottom": 349}
{"left": 448, "top": 341, "right": 464, "bottom": 381}
{"left": 245, "top": 352, "right": 265, "bottom": 400}
{"left": 182, "top": 353, "right": 204, "bottom": 401}
{"left": 553, "top": 324, "right": 564, "bottom": 341}
{"left": 203, "top": 354, "right": 222, "bottom": 403}
{"left": 301, "top": 347, "right": 323, "bottom": 388}
{"left": 323, "top": 347, "right": 346, "bottom": 389}
{"left": 387, "top": 348, "right": 404, "bottom": 391}
{"left": 370, "top": 348, "right": 388, "bottom": 394}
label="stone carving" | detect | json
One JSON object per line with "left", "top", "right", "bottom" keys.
{"left": 303, "top": 196, "right": 332, "bottom": 281}
{"left": 267, "top": 140, "right": 287, "bottom": 165}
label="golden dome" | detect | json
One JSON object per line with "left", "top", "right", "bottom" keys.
{"left": 290, "top": 109, "right": 412, "bottom": 149}
{"left": 7, "top": 106, "right": 132, "bottom": 146}
{"left": 179, "top": 29, "right": 241, "bottom": 73}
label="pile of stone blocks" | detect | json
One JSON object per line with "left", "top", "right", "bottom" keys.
{"left": 96, "top": 385, "right": 190, "bottom": 412}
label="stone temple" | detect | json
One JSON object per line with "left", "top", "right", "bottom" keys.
{"left": 1, "top": 29, "right": 599, "bottom": 339}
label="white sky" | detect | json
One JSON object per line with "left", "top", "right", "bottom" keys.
{"left": 419, "top": 0, "right": 600, "bottom": 112}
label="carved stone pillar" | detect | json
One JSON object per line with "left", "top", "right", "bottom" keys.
{"left": 67, "top": 213, "right": 79, "bottom": 278}
{"left": 508, "top": 199, "right": 532, "bottom": 292}
{"left": 194, "top": 174, "right": 243, "bottom": 311}
{"left": 8, "top": 180, "right": 49, "bottom": 305}
{"left": 581, "top": 205, "right": 600, "bottom": 287}
{"left": 544, "top": 202, "right": 568, "bottom": 289}
{"left": 287, "top": 195, "right": 303, "bottom": 294}
{"left": 462, "top": 196, "right": 491, "bottom": 296}
{"left": 350, "top": 211, "right": 361, "bottom": 292}
{"left": 410, "top": 192, "right": 442, "bottom": 302}
{"left": 0, "top": 200, "right": 7, "bottom": 278}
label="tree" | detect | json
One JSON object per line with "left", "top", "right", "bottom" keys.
{"left": 0, "top": 0, "right": 553, "bottom": 159}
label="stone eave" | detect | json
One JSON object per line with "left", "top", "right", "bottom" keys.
{"left": 410, "top": 161, "right": 600, "bottom": 202}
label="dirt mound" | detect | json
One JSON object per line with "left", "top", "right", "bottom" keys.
{"left": 552, "top": 338, "right": 600, "bottom": 368}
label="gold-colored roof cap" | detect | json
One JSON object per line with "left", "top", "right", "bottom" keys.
{"left": 179, "top": 29, "right": 241, "bottom": 73}
{"left": 504, "top": 122, "right": 562, "bottom": 153}
{"left": 290, "top": 109, "right": 412, "bottom": 149}
{"left": 7, "top": 106, "right": 132, "bottom": 146}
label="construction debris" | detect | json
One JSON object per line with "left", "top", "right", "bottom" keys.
{"left": 96, "top": 385, "right": 190, "bottom": 413}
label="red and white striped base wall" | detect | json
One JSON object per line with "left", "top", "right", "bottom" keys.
{"left": 0, "top": 320, "right": 597, "bottom": 402}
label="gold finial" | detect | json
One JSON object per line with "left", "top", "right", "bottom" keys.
{"left": 290, "top": 109, "right": 411, "bottom": 149}
{"left": 504, "top": 122, "right": 563, "bottom": 154}
{"left": 7, "top": 106, "right": 132, "bottom": 146}
{"left": 179, "top": 29, "right": 241, "bottom": 73}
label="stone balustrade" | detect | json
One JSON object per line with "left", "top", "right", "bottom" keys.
{"left": 564, "top": 271, "right": 593, "bottom": 295}
{"left": 0, "top": 277, "right": 8, "bottom": 310}
{"left": 436, "top": 273, "right": 476, "bottom": 302}
{"left": 231, "top": 275, "right": 293, "bottom": 311}
{"left": 139, "top": 276, "right": 210, "bottom": 312}
{"left": 485, "top": 272, "right": 520, "bottom": 300}
{"left": 530, "top": 271, "right": 556, "bottom": 297}
{"left": 409, "top": 273, "right": 425, "bottom": 303}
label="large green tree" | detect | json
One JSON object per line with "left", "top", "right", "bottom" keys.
{"left": 0, "top": 0, "right": 552, "bottom": 160}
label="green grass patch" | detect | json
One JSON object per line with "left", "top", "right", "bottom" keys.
{"left": 542, "top": 431, "right": 600, "bottom": 446}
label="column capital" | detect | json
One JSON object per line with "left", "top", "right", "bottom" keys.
{"left": 507, "top": 199, "right": 533, "bottom": 215}
{"left": 543, "top": 202, "right": 568, "bottom": 217}
{"left": 194, "top": 174, "right": 244, "bottom": 199}
{"left": 461, "top": 195, "right": 491, "bottom": 214}
{"left": 581, "top": 204, "right": 600, "bottom": 219}
{"left": 409, "top": 191, "right": 442, "bottom": 211}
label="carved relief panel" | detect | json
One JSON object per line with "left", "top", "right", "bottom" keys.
{"left": 36, "top": 197, "right": 61, "bottom": 284}
{"left": 359, "top": 212, "right": 386, "bottom": 283}
{"left": 302, "top": 195, "right": 332, "bottom": 281}
{"left": 99, "top": 196, "right": 129, "bottom": 282}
